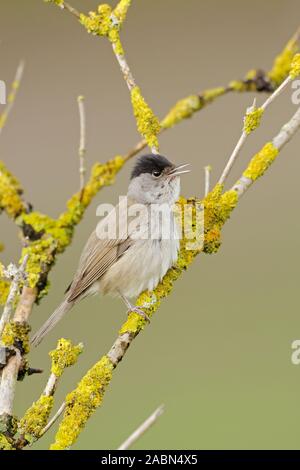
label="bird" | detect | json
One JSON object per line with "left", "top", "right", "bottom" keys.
{"left": 31, "top": 154, "right": 190, "bottom": 347}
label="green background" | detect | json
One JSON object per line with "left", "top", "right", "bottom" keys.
{"left": 1, "top": 0, "right": 300, "bottom": 449}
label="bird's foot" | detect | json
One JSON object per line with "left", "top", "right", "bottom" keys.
{"left": 127, "top": 305, "right": 150, "bottom": 322}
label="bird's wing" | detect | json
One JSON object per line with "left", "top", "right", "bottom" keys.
{"left": 66, "top": 198, "right": 145, "bottom": 302}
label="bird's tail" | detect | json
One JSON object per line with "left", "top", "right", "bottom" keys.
{"left": 31, "top": 299, "right": 73, "bottom": 347}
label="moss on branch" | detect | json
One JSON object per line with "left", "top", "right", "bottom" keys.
{"left": 50, "top": 338, "right": 83, "bottom": 377}
{"left": 268, "top": 35, "right": 300, "bottom": 86}
{"left": 131, "top": 86, "right": 161, "bottom": 149}
{"left": 243, "top": 142, "right": 279, "bottom": 181}
{"left": 19, "top": 395, "right": 54, "bottom": 441}
{"left": 50, "top": 356, "right": 113, "bottom": 450}
{"left": 0, "top": 161, "right": 26, "bottom": 219}
{"left": 244, "top": 107, "right": 264, "bottom": 135}
{"left": 18, "top": 338, "right": 83, "bottom": 443}
{"left": 51, "top": 186, "right": 240, "bottom": 449}
{"left": 1, "top": 321, "right": 31, "bottom": 355}
{"left": 290, "top": 53, "right": 300, "bottom": 79}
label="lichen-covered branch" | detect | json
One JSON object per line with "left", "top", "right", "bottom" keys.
{"left": 0, "top": 255, "right": 28, "bottom": 338}
{"left": 232, "top": 106, "right": 300, "bottom": 197}
{"left": 0, "top": 4, "right": 299, "bottom": 450}
{"left": 50, "top": 99, "right": 300, "bottom": 449}
{"left": 54, "top": 0, "right": 161, "bottom": 152}
{"left": 218, "top": 56, "right": 300, "bottom": 186}
{"left": 17, "top": 339, "right": 82, "bottom": 446}
{"left": 0, "top": 338, "right": 82, "bottom": 449}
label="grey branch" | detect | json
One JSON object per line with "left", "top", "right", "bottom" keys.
{"left": 117, "top": 405, "right": 165, "bottom": 450}
{"left": 232, "top": 106, "right": 300, "bottom": 197}
{"left": 0, "top": 255, "right": 28, "bottom": 338}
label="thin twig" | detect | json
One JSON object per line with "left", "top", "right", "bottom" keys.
{"left": 261, "top": 75, "right": 291, "bottom": 111}
{"left": 51, "top": 98, "right": 300, "bottom": 450}
{"left": 218, "top": 99, "right": 256, "bottom": 186}
{"left": 117, "top": 405, "right": 165, "bottom": 450}
{"left": 0, "top": 61, "right": 25, "bottom": 137}
{"left": 0, "top": 255, "right": 28, "bottom": 338}
{"left": 232, "top": 105, "right": 300, "bottom": 197}
{"left": 77, "top": 95, "right": 86, "bottom": 191}
{"left": 219, "top": 73, "right": 293, "bottom": 186}
{"left": 63, "top": 1, "right": 80, "bottom": 19}
{"left": 204, "top": 165, "right": 212, "bottom": 196}
{"left": 40, "top": 402, "right": 66, "bottom": 438}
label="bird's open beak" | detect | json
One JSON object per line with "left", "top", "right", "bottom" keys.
{"left": 168, "top": 163, "right": 190, "bottom": 177}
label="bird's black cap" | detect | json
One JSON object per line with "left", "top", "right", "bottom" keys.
{"left": 131, "top": 154, "right": 173, "bottom": 179}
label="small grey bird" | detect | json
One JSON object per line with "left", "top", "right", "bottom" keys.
{"left": 31, "top": 154, "right": 189, "bottom": 347}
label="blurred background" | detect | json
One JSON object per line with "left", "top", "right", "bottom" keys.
{"left": 1, "top": 0, "right": 300, "bottom": 450}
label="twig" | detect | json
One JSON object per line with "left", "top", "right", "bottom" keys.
{"left": 261, "top": 75, "right": 291, "bottom": 111}
{"left": 232, "top": 106, "right": 300, "bottom": 197}
{"left": 77, "top": 96, "right": 86, "bottom": 191}
{"left": 0, "top": 255, "right": 28, "bottom": 338}
{"left": 117, "top": 405, "right": 165, "bottom": 450}
{"left": 62, "top": 1, "right": 80, "bottom": 19}
{"left": 0, "top": 61, "right": 25, "bottom": 137}
{"left": 204, "top": 165, "right": 212, "bottom": 196}
{"left": 0, "top": 349, "right": 21, "bottom": 417}
{"left": 0, "top": 284, "right": 36, "bottom": 424}
{"left": 219, "top": 72, "right": 293, "bottom": 186}
{"left": 40, "top": 402, "right": 66, "bottom": 438}
{"left": 51, "top": 98, "right": 300, "bottom": 450}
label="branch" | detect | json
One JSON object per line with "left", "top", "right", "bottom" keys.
{"left": 204, "top": 166, "right": 212, "bottom": 197}
{"left": 117, "top": 405, "right": 165, "bottom": 450}
{"left": 39, "top": 402, "right": 65, "bottom": 438}
{"left": 50, "top": 101, "right": 300, "bottom": 449}
{"left": 218, "top": 60, "right": 297, "bottom": 186}
{"left": 0, "top": 255, "right": 28, "bottom": 338}
{"left": 77, "top": 95, "right": 87, "bottom": 192}
{"left": 0, "top": 61, "right": 25, "bottom": 137}
{"left": 232, "top": 105, "right": 300, "bottom": 197}
{"left": 1, "top": 339, "right": 83, "bottom": 449}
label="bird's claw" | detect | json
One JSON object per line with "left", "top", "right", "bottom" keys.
{"left": 127, "top": 305, "right": 150, "bottom": 322}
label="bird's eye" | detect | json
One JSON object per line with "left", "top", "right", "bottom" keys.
{"left": 152, "top": 170, "right": 162, "bottom": 178}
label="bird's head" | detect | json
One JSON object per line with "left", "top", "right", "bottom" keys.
{"left": 128, "top": 154, "right": 190, "bottom": 205}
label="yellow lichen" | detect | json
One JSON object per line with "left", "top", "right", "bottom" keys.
{"left": 244, "top": 106, "right": 264, "bottom": 135}
{"left": 202, "top": 87, "right": 226, "bottom": 103}
{"left": 0, "top": 161, "right": 25, "bottom": 219}
{"left": 50, "top": 338, "right": 83, "bottom": 377}
{"left": 19, "top": 395, "right": 54, "bottom": 439}
{"left": 79, "top": 1, "right": 131, "bottom": 37}
{"left": 229, "top": 79, "right": 247, "bottom": 92}
{"left": 113, "top": 0, "right": 131, "bottom": 24}
{"left": 290, "top": 53, "right": 300, "bottom": 79}
{"left": 243, "top": 142, "right": 279, "bottom": 181}
{"left": 80, "top": 5, "right": 112, "bottom": 36}
{"left": 161, "top": 95, "right": 202, "bottom": 129}
{"left": 0, "top": 434, "right": 15, "bottom": 450}
{"left": 0, "top": 280, "right": 10, "bottom": 306}
{"left": 44, "top": 0, "right": 64, "bottom": 6}
{"left": 245, "top": 69, "right": 257, "bottom": 80}
{"left": 1, "top": 321, "right": 31, "bottom": 354}
{"left": 203, "top": 184, "right": 238, "bottom": 254}
{"left": 268, "top": 36, "right": 299, "bottom": 86}
{"left": 50, "top": 356, "right": 113, "bottom": 450}
{"left": 131, "top": 86, "right": 161, "bottom": 149}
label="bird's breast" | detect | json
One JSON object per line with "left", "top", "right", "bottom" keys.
{"left": 100, "top": 212, "right": 180, "bottom": 298}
